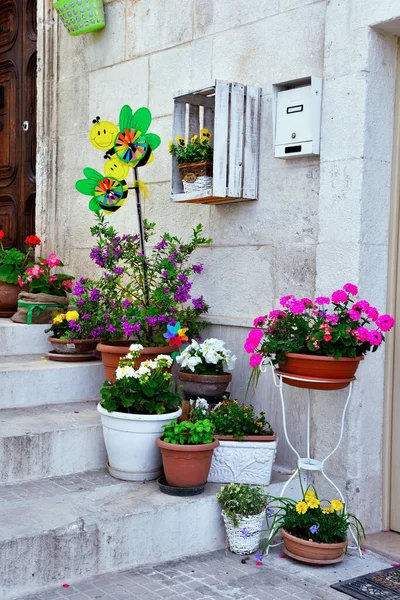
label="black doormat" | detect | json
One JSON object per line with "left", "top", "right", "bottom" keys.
{"left": 331, "top": 566, "right": 400, "bottom": 599}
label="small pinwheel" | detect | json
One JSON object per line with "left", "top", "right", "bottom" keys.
{"left": 113, "top": 105, "right": 161, "bottom": 167}
{"left": 75, "top": 167, "right": 128, "bottom": 213}
{"left": 163, "top": 322, "right": 188, "bottom": 348}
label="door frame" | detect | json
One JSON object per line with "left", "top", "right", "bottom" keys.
{"left": 383, "top": 39, "right": 400, "bottom": 531}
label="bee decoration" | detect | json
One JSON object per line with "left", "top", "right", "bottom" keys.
{"left": 75, "top": 165, "right": 129, "bottom": 214}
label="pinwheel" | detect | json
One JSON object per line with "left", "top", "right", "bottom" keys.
{"left": 163, "top": 322, "right": 189, "bottom": 348}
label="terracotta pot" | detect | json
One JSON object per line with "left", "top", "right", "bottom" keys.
{"left": 96, "top": 341, "right": 176, "bottom": 381}
{"left": 178, "top": 371, "right": 232, "bottom": 398}
{"left": 48, "top": 337, "right": 100, "bottom": 355}
{"left": 276, "top": 353, "right": 363, "bottom": 390}
{"left": 0, "top": 282, "right": 21, "bottom": 317}
{"left": 156, "top": 437, "right": 219, "bottom": 488}
{"left": 281, "top": 529, "right": 347, "bottom": 565}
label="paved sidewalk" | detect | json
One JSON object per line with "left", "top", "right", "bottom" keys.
{"left": 19, "top": 546, "right": 392, "bottom": 600}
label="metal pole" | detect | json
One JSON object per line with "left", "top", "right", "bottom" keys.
{"left": 133, "top": 166, "right": 150, "bottom": 308}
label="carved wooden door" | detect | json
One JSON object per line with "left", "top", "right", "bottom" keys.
{"left": 0, "top": 0, "right": 36, "bottom": 250}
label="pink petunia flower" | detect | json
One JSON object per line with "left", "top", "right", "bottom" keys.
{"left": 368, "top": 330, "right": 383, "bottom": 346}
{"left": 343, "top": 283, "right": 358, "bottom": 296}
{"left": 249, "top": 353, "right": 263, "bottom": 368}
{"left": 280, "top": 295, "right": 295, "bottom": 307}
{"left": 376, "top": 314, "right": 395, "bottom": 332}
{"left": 315, "top": 296, "right": 330, "bottom": 305}
{"left": 331, "top": 289, "right": 348, "bottom": 304}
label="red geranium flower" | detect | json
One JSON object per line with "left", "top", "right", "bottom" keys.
{"left": 25, "top": 235, "right": 41, "bottom": 247}
{"left": 0, "top": 230, "right": 4, "bottom": 240}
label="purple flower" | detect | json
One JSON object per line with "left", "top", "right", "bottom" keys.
{"left": 255, "top": 553, "right": 264, "bottom": 561}
{"left": 107, "top": 324, "right": 117, "bottom": 333}
{"left": 122, "top": 322, "right": 141, "bottom": 337}
{"left": 174, "top": 283, "right": 192, "bottom": 303}
{"left": 267, "top": 508, "right": 275, "bottom": 516}
{"left": 167, "top": 317, "right": 176, "bottom": 326}
{"left": 161, "top": 270, "right": 169, "bottom": 279}
{"left": 154, "top": 238, "right": 168, "bottom": 250}
{"left": 73, "top": 281, "right": 85, "bottom": 297}
{"left": 192, "top": 296, "right": 206, "bottom": 310}
{"left": 89, "top": 288, "right": 100, "bottom": 302}
{"left": 240, "top": 528, "right": 251, "bottom": 539}
{"left": 69, "top": 320, "right": 81, "bottom": 333}
{"left": 192, "top": 264, "right": 203, "bottom": 274}
{"left": 109, "top": 300, "right": 116, "bottom": 308}
{"left": 79, "top": 277, "right": 86, "bottom": 284}
{"left": 157, "top": 315, "right": 166, "bottom": 323}
{"left": 178, "top": 273, "right": 188, "bottom": 284}
{"left": 169, "top": 308, "right": 177, "bottom": 314}
{"left": 82, "top": 313, "right": 92, "bottom": 320}
{"left": 76, "top": 299, "right": 86, "bottom": 306}
{"left": 164, "top": 289, "right": 170, "bottom": 295}
{"left": 146, "top": 316, "right": 157, "bottom": 327}
{"left": 89, "top": 247, "right": 108, "bottom": 267}
{"left": 104, "top": 273, "right": 111, "bottom": 279}
{"left": 122, "top": 299, "right": 132, "bottom": 309}
{"left": 167, "top": 250, "right": 179, "bottom": 263}
{"left": 309, "top": 524, "right": 319, "bottom": 535}
{"left": 114, "top": 267, "right": 123, "bottom": 276}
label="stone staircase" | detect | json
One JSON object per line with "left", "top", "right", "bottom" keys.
{"left": 0, "top": 320, "right": 299, "bottom": 600}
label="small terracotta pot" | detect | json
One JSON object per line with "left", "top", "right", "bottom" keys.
{"left": 281, "top": 529, "right": 347, "bottom": 565}
{"left": 48, "top": 337, "right": 100, "bottom": 355}
{"left": 215, "top": 433, "right": 276, "bottom": 442}
{"left": 178, "top": 371, "right": 232, "bottom": 397}
{"left": 97, "top": 342, "right": 176, "bottom": 381}
{"left": 156, "top": 437, "right": 219, "bottom": 488}
{"left": 0, "top": 282, "right": 21, "bottom": 317}
{"left": 276, "top": 353, "right": 363, "bottom": 390}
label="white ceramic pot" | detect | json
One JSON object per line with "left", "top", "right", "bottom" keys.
{"left": 222, "top": 509, "right": 267, "bottom": 554}
{"left": 97, "top": 404, "right": 182, "bottom": 481}
{"left": 208, "top": 439, "right": 278, "bottom": 485}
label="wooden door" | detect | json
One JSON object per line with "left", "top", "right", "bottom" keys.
{"left": 0, "top": 0, "right": 36, "bottom": 250}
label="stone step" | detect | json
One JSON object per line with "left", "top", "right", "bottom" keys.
{"left": 0, "top": 468, "right": 301, "bottom": 600}
{"left": 0, "top": 320, "right": 51, "bottom": 356}
{"left": 0, "top": 401, "right": 106, "bottom": 483}
{"left": 0, "top": 354, "right": 104, "bottom": 409}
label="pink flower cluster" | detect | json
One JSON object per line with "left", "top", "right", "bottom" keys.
{"left": 244, "top": 328, "right": 263, "bottom": 353}
{"left": 43, "top": 253, "right": 61, "bottom": 269}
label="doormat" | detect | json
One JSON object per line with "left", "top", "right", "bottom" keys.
{"left": 331, "top": 566, "right": 400, "bottom": 599}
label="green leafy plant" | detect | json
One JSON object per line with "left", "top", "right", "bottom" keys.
{"left": 190, "top": 398, "right": 273, "bottom": 439}
{"left": 168, "top": 129, "right": 213, "bottom": 164}
{"left": 161, "top": 419, "right": 215, "bottom": 445}
{"left": 0, "top": 233, "right": 40, "bottom": 285}
{"left": 100, "top": 345, "right": 181, "bottom": 415}
{"left": 176, "top": 339, "right": 236, "bottom": 375}
{"left": 216, "top": 483, "right": 268, "bottom": 526}
{"left": 261, "top": 483, "right": 365, "bottom": 551}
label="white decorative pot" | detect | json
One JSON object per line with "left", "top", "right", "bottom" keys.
{"left": 97, "top": 404, "right": 182, "bottom": 481}
{"left": 208, "top": 438, "right": 278, "bottom": 485}
{"left": 222, "top": 509, "right": 267, "bottom": 554}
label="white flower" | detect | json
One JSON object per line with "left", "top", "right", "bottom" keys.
{"left": 186, "top": 356, "right": 202, "bottom": 371}
{"left": 195, "top": 398, "right": 209, "bottom": 409}
{"left": 201, "top": 409, "right": 207, "bottom": 415}
{"left": 203, "top": 350, "right": 221, "bottom": 364}
{"left": 203, "top": 338, "right": 226, "bottom": 352}
{"left": 129, "top": 343, "right": 144, "bottom": 352}
{"left": 156, "top": 355, "right": 173, "bottom": 366}
{"left": 115, "top": 365, "right": 136, "bottom": 379}
{"left": 212, "top": 402, "right": 222, "bottom": 411}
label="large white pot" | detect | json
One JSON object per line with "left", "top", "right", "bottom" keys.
{"left": 208, "top": 439, "right": 277, "bottom": 485}
{"left": 97, "top": 404, "right": 182, "bottom": 481}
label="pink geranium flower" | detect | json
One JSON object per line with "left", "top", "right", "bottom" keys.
{"left": 353, "top": 327, "right": 369, "bottom": 342}
{"left": 253, "top": 316, "right": 266, "bottom": 327}
{"left": 331, "top": 289, "right": 348, "bottom": 304}
{"left": 288, "top": 300, "right": 306, "bottom": 315}
{"left": 343, "top": 283, "right": 358, "bottom": 296}
{"left": 376, "top": 314, "right": 395, "bottom": 332}
{"left": 301, "top": 297, "right": 314, "bottom": 307}
{"left": 326, "top": 314, "right": 339, "bottom": 325}
{"left": 280, "top": 295, "right": 295, "bottom": 307}
{"left": 244, "top": 329, "right": 264, "bottom": 353}
{"left": 366, "top": 306, "right": 379, "bottom": 322}
{"left": 249, "top": 353, "right": 263, "bottom": 368}
{"left": 368, "top": 330, "right": 383, "bottom": 346}
{"left": 315, "top": 296, "right": 330, "bottom": 305}
{"left": 348, "top": 309, "right": 361, "bottom": 321}
{"left": 353, "top": 300, "right": 370, "bottom": 313}
{"left": 269, "top": 310, "right": 286, "bottom": 320}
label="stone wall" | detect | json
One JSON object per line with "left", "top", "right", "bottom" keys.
{"left": 38, "top": 0, "right": 400, "bottom": 531}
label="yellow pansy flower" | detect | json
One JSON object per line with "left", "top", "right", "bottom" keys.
{"left": 191, "top": 134, "right": 198, "bottom": 143}
{"left": 331, "top": 499, "right": 344, "bottom": 512}
{"left": 296, "top": 501, "right": 308, "bottom": 515}
{"left": 168, "top": 140, "right": 174, "bottom": 151}
{"left": 200, "top": 128, "right": 211, "bottom": 139}
{"left": 304, "top": 489, "right": 316, "bottom": 502}
{"left": 53, "top": 313, "right": 65, "bottom": 325}
{"left": 307, "top": 497, "right": 320, "bottom": 509}
{"left": 322, "top": 507, "right": 334, "bottom": 514}
{"left": 65, "top": 310, "right": 79, "bottom": 322}
{"left": 175, "top": 135, "right": 186, "bottom": 148}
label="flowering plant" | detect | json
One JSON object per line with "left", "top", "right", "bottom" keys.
{"left": 45, "top": 310, "right": 81, "bottom": 339}
{"left": 72, "top": 212, "right": 210, "bottom": 343}
{"left": 0, "top": 232, "right": 41, "bottom": 285}
{"left": 18, "top": 252, "right": 73, "bottom": 297}
{"left": 168, "top": 129, "right": 213, "bottom": 164}
{"left": 99, "top": 345, "right": 181, "bottom": 415}
{"left": 245, "top": 283, "right": 395, "bottom": 368}
{"left": 190, "top": 398, "right": 273, "bottom": 439}
{"left": 161, "top": 419, "right": 215, "bottom": 445}
{"left": 216, "top": 483, "right": 268, "bottom": 526}
{"left": 176, "top": 339, "right": 237, "bottom": 375}
{"left": 262, "top": 484, "right": 365, "bottom": 549}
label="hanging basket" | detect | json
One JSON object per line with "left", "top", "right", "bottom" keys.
{"left": 53, "top": 0, "right": 106, "bottom": 36}
{"left": 222, "top": 509, "right": 266, "bottom": 554}
{"left": 178, "top": 161, "right": 213, "bottom": 194}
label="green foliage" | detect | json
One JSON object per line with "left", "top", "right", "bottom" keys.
{"left": 0, "top": 248, "right": 31, "bottom": 284}
{"left": 216, "top": 483, "right": 268, "bottom": 526}
{"left": 190, "top": 398, "right": 273, "bottom": 439}
{"left": 169, "top": 133, "right": 213, "bottom": 165}
{"left": 161, "top": 419, "right": 215, "bottom": 445}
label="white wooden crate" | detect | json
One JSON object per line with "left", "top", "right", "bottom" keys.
{"left": 171, "top": 80, "right": 262, "bottom": 205}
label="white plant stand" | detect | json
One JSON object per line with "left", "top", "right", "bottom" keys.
{"left": 262, "top": 361, "right": 362, "bottom": 558}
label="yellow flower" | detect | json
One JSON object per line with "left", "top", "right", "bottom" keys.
{"left": 53, "top": 313, "right": 65, "bottom": 325}
{"left": 191, "top": 134, "right": 198, "bottom": 143}
{"left": 65, "top": 310, "right": 79, "bottom": 322}
{"left": 307, "top": 497, "right": 320, "bottom": 509}
{"left": 175, "top": 135, "right": 186, "bottom": 147}
{"left": 304, "top": 489, "right": 316, "bottom": 502}
{"left": 168, "top": 140, "right": 174, "bottom": 151}
{"left": 296, "top": 501, "right": 308, "bottom": 515}
{"left": 233, "top": 400, "right": 238, "bottom": 404}
{"left": 331, "top": 499, "right": 344, "bottom": 512}
{"left": 322, "top": 507, "right": 334, "bottom": 514}
{"left": 200, "top": 128, "right": 211, "bottom": 140}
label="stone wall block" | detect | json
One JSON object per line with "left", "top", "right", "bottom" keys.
{"left": 193, "top": 0, "right": 279, "bottom": 38}
{"left": 271, "top": 244, "right": 316, "bottom": 305}
{"left": 360, "top": 159, "right": 391, "bottom": 246}
{"left": 58, "top": 77, "right": 89, "bottom": 136}
{"left": 143, "top": 116, "right": 172, "bottom": 183}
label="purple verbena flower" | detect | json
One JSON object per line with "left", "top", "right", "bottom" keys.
{"left": 161, "top": 270, "right": 169, "bottom": 279}
{"left": 174, "top": 283, "right": 192, "bottom": 303}
{"left": 255, "top": 553, "right": 264, "bottom": 561}
{"left": 68, "top": 320, "right": 81, "bottom": 333}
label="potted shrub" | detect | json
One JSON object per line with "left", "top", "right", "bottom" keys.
{"left": 156, "top": 419, "right": 218, "bottom": 488}
{"left": 11, "top": 251, "right": 73, "bottom": 324}
{"left": 216, "top": 483, "right": 268, "bottom": 555}
{"left": 176, "top": 338, "right": 236, "bottom": 417}
{"left": 169, "top": 129, "right": 213, "bottom": 194}
{"left": 191, "top": 398, "right": 277, "bottom": 485}
{"left": 0, "top": 232, "right": 41, "bottom": 317}
{"left": 45, "top": 310, "right": 100, "bottom": 361}
{"left": 73, "top": 212, "right": 211, "bottom": 380}
{"left": 262, "top": 485, "right": 365, "bottom": 565}
{"left": 245, "top": 283, "right": 395, "bottom": 390}
{"left": 98, "top": 346, "right": 182, "bottom": 481}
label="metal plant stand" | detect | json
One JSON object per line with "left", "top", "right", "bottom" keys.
{"left": 261, "top": 361, "right": 362, "bottom": 557}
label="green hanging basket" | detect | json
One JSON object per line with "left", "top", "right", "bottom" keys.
{"left": 53, "top": 0, "right": 106, "bottom": 36}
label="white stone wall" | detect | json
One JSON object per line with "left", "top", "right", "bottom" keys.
{"left": 40, "top": 0, "right": 400, "bottom": 530}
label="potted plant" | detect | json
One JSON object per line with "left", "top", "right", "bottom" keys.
{"left": 176, "top": 339, "right": 237, "bottom": 417}
{"left": 44, "top": 310, "right": 100, "bottom": 361}
{"left": 245, "top": 283, "right": 395, "bottom": 390}
{"left": 98, "top": 346, "right": 182, "bottom": 481}
{"left": 0, "top": 232, "right": 41, "bottom": 317}
{"left": 11, "top": 251, "right": 73, "bottom": 324}
{"left": 53, "top": 0, "right": 106, "bottom": 37}
{"left": 191, "top": 398, "right": 277, "bottom": 485}
{"left": 262, "top": 485, "right": 365, "bottom": 565}
{"left": 156, "top": 419, "right": 218, "bottom": 488}
{"left": 73, "top": 213, "right": 211, "bottom": 380}
{"left": 169, "top": 129, "right": 213, "bottom": 194}
{"left": 216, "top": 483, "right": 268, "bottom": 555}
